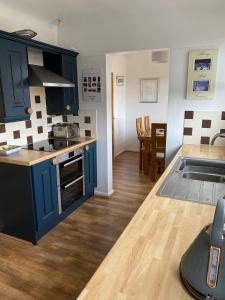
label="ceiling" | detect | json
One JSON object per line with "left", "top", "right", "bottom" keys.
{"left": 2, "top": 0, "right": 225, "bottom": 55}
{"left": 2, "top": 0, "right": 225, "bottom": 24}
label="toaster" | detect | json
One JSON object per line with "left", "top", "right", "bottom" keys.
{"left": 52, "top": 123, "right": 80, "bottom": 139}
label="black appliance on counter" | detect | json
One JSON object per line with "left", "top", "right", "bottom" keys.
{"left": 180, "top": 199, "right": 225, "bottom": 300}
{"left": 25, "top": 138, "right": 80, "bottom": 152}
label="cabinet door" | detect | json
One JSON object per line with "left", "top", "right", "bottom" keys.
{"left": 0, "top": 38, "right": 31, "bottom": 122}
{"left": 32, "top": 159, "right": 59, "bottom": 238}
{"left": 85, "top": 142, "right": 97, "bottom": 196}
{"left": 61, "top": 54, "right": 79, "bottom": 115}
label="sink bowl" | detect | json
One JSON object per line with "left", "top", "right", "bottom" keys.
{"left": 179, "top": 158, "right": 225, "bottom": 176}
{"left": 182, "top": 172, "right": 225, "bottom": 183}
{"left": 157, "top": 157, "right": 225, "bottom": 205}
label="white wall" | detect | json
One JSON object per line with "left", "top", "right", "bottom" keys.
{"left": 167, "top": 46, "right": 225, "bottom": 161}
{"left": 78, "top": 55, "right": 113, "bottom": 196}
{"left": 0, "top": 2, "right": 57, "bottom": 45}
{"left": 108, "top": 54, "right": 126, "bottom": 157}
{"left": 125, "top": 51, "right": 169, "bottom": 151}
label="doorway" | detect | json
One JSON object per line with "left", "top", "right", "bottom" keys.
{"left": 109, "top": 49, "right": 170, "bottom": 162}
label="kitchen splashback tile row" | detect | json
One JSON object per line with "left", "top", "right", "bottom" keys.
{"left": 0, "top": 87, "right": 97, "bottom": 146}
{"left": 183, "top": 111, "right": 225, "bottom": 146}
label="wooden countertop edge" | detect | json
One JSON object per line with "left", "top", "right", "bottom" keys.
{"left": 78, "top": 144, "right": 225, "bottom": 299}
{"left": 0, "top": 137, "right": 96, "bottom": 166}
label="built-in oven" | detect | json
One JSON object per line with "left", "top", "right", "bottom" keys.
{"left": 54, "top": 147, "right": 85, "bottom": 213}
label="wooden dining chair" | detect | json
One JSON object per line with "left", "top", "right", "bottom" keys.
{"left": 136, "top": 117, "right": 144, "bottom": 170}
{"left": 144, "top": 116, "right": 151, "bottom": 133}
{"left": 150, "top": 123, "right": 167, "bottom": 181}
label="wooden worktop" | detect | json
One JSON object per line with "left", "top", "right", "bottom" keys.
{"left": 0, "top": 137, "right": 96, "bottom": 166}
{"left": 78, "top": 144, "right": 225, "bottom": 300}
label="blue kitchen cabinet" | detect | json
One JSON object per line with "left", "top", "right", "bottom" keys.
{"left": 61, "top": 54, "right": 79, "bottom": 115}
{"left": 43, "top": 52, "right": 79, "bottom": 116}
{"left": 31, "top": 159, "right": 59, "bottom": 239}
{"left": 85, "top": 142, "right": 97, "bottom": 196}
{"left": 0, "top": 38, "right": 31, "bottom": 123}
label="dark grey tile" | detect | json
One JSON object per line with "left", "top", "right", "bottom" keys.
{"left": 62, "top": 115, "right": 68, "bottom": 122}
{"left": 13, "top": 130, "right": 20, "bottom": 139}
{"left": 222, "top": 112, "right": 225, "bottom": 120}
{"left": 37, "top": 126, "right": 43, "bottom": 134}
{"left": 0, "top": 124, "right": 6, "bottom": 133}
{"left": 85, "top": 130, "right": 91, "bottom": 137}
{"left": 27, "top": 136, "right": 33, "bottom": 145}
{"left": 84, "top": 116, "right": 91, "bottom": 124}
{"left": 183, "top": 127, "right": 193, "bottom": 136}
{"left": 202, "top": 120, "right": 211, "bottom": 128}
{"left": 48, "top": 131, "right": 53, "bottom": 138}
{"left": 0, "top": 141, "right": 7, "bottom": 146}
{"left": 201, "top": 136, "right": 210, "bottom": 145}
{"left": 220, "top": 129, "right": 225, "bottom": 134}
{"left": 36, "top": 111, "right": 42, "bottom": 119}
{"left": 35, "top": 95, "right": 41, "bottom": 104}
{"left": 184, "top": 111, "right": 194, "bottom": 119}
{"left": 47, "top": 117, "right": 52, "bottom": 124}
{"left": 25, "top": 120, "right": 32, "bottom": 129}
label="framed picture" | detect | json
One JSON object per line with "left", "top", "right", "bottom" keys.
{"left": 82, "top": 68, "right": 102, "bottom": 102}
{"left": 116, "top": 76, "right": 124, "bottom": 86}
{"left": 186, "top": 49, "right": 218, "bottom": 100}
{"left": 140, "top": 78, "right": 158, "bottom": 103}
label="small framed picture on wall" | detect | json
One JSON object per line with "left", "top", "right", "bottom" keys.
{"left": 140, "top": 78, "right": 159, "bottom": 103}
{"left": 116, "top": 76, "right": 125, "bottom": 86}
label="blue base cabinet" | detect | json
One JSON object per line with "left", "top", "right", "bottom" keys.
{"left": 85, "top": 142, "right": 97, "bottom": 196}
{"left": 31, "top": 160, "right": 59, "bottom": 240}
{"left": 0, "top": 142, "right": 97, "bottom": 244}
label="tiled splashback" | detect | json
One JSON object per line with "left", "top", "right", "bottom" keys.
{"left": 183, "top": 111, "right": 225, "bottom": 146}
{"left": 0, "top": 86, "right": 97, "bottom": 146}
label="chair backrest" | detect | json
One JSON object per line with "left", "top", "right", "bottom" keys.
{"left": 151, "top": 123, "right": 167, "bottom": 155}
{"left": 136, "top": 117, "right": 144, "bottom": 136}
{"left": 144, "top": 116, "right": 151, "bottom": 133}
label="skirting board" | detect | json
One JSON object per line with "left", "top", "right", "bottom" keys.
{"left": 94, "top": 189, "right": 114, "bottom": 197}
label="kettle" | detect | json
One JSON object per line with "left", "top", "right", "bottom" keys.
{"left": 180, "top": 199, "right": 225, "bottom": 300}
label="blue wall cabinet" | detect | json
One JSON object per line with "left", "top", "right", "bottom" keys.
{"left": 31, "top": 159, "right": 59, "bottom": 239}
{"left": 85, "top": 142, "right": 97, "bottom": 196}
{"left": 61, "top": 54, "right": 79, "bottom": 115}
{"left": 0, "top": 38, "right": 31, "bottom": 123}
{"left": 44, "top": 52, "right": 79, "bottom": 116}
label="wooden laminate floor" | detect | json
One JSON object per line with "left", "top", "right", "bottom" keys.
{"left": 0, "top": 151, "right": 155, "bottom": 300}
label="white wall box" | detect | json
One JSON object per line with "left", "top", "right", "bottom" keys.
{"left": 186, "top": 49, "right": 218, "bottom": 100}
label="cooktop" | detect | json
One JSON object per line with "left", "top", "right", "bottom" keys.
{"left": 24, "top": 139, "right": 80, "bottom": 152}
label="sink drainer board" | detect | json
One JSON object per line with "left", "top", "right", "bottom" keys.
{"left": 157, "top": 156, "right": 225, "bottom": 206}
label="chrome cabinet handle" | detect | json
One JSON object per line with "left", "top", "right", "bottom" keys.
{"left": 62, "top": 156, "right": 83, "bottom": 168}
{"left": 64, "top": 176, "right": 84, "bottom": 189}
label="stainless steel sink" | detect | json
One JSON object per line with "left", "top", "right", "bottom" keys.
{"left": 157, "top": 157, "right": 225, "bottom": 205}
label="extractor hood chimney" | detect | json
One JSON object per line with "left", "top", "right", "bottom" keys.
{"left": 28, "top": 64, "right": 75, "bottom": 88}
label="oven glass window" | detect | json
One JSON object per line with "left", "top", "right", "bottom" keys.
{"left": 61, "top": 177, "right": 83, "bottom": 211}
{"left": 59, "top": 154, "right": 83, "bottom": 185}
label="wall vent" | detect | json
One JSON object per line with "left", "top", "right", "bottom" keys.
{"left": 152, "top": 50, "right": 169, "bottom": 63}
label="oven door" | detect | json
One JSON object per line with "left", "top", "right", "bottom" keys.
{"left": 59, "top": 154, "right": 83, "bottom": 185}
{"left": 61, "top": 175, "right": 84, "bottom": 211}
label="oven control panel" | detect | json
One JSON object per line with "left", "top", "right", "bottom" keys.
{"left": 56, "top": 147, "right": 83, "bottom": 164}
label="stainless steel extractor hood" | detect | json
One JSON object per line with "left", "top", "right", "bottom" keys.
{"left": 29, "top": 64, "right": 75, "bottom": 88}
